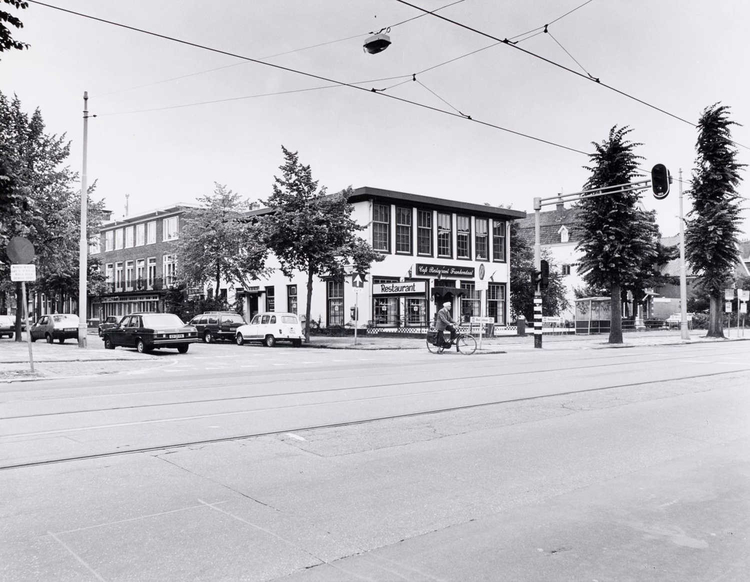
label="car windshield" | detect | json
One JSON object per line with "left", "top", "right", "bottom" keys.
{"left": 141, "top": 314, "right": 184, "bottom": 328}
{"left": 53, "top": 315, "right": 78, "bottom": 323}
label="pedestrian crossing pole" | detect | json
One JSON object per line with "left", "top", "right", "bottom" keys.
{"left": 533, "top": 198, "right": 543, "bottom": 349}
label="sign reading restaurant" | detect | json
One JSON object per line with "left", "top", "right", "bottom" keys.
{"left": 415, "top": 264, "right": 475, "bottom": 278}
{"left": 373, "top": 281, "right": 427, "bottom": 295}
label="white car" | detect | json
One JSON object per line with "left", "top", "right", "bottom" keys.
{"left": 235, "top": 312, "right": 303, "bottom": 347}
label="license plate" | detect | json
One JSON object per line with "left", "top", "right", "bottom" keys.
{"left": 169, "top": 334, "right": 183, "bottom": 339}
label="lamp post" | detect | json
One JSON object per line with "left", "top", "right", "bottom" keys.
{"left": 678, "top": 169, "right": 690, "bottom": 340}
{"left": 77, "top": 91, "right": 90, "bottom": 348}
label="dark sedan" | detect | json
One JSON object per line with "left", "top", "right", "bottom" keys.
{"left": 102, "top": 313, "right": 199, "bottom": 354}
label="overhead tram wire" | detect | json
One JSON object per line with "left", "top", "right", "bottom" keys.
{"left": 28, "top": 0, "right": 590, "bottom": 157}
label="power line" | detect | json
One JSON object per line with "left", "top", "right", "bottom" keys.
{"left": 28, "top": 0, "right": 590, "bottom": 157}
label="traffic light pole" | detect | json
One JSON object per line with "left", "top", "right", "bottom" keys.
{"left": 532, "top": 178, "right": 652, "bottom": 348}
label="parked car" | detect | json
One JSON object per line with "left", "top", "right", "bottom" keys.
{"left": 0, "top": 315, "right": 15, "bottom": 339}
{"left": 188, "top": 311, "right": 246, "bottom": 343}
{"left": 29, "top": 314, "right": 79, "bottom": 344}
{"left": 235, "top": 312, "right": 303, "bottom": 347}
{"left": 102, "top": 312, "right": 199, "bottom": 353}
{"left": 98, "top": 315, "right": 120, "bottom": 337}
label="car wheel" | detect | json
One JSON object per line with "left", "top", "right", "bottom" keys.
{"left": 98, "top": 330, "right": 103, "bottom": 337}
{"left": 30, "top": 335, "right": 36, "bottom": 342}
{"left": 203, "top": 331, "right": 213, "bottom": 344}
{"left": 177, "top": 344, "right": 189, "bottom": 354}
{"left": 136, "top": 339, "right": 152, "bottom": 354}
{"left": 264, "top": 335, "right": 276, "bottom": 348}
{"left": 45, "top": 333, "right": 53, "bottom": 344}
{"left": 104, "top": 336, "right": 115, "bottom": 350}
{"left": 292, "top": 339, "right": 302, "bottom": 347}
{"left": 236, "top": 333, "right": 244, "bottom": 346}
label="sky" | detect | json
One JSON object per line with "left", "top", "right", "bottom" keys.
{"left": 3, "top": 0, "right": 749, "bottom": 238}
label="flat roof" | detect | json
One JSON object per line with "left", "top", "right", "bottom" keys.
{"left": 102, "top": 203, "right": 199, "bottom": 228}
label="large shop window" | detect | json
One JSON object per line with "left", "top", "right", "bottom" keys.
{"left": 327, "top": 280, "right": 344, "bottom": 327}
{"left": 475, "top": 218, "right": 489, "bottom": 260}
{"left": 374, "top": 297, "right": 400, "bottom": 326}
{"left": 417, "top": 209, "right": 432, "bottom": 256}
{"left": 460, "top": 282, "right": 480, "bottom": 322}
{"left": 287, "top": 285, "right": 297, "bottom": 314}
{"left": 373, "top": 203, "right": 390, "bottom": 252}
{"left": 457, "top": 215, "right": 471, "bottom": 259}
{"left": 407, "top": 297, "right": 427, "bottom": 326}
{"left": 493, "top": 220, "right": 507, "bottom": 262}
{"left": 395, "top": 207, "right": 412, "bottom": 254}
{"left": 487, "top": 283, "right": 506, "bottom": 325}
{"left": 437, "top": 212, "right": 452, "bottom": 258}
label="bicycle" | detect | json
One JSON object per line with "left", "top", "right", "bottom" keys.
{"left": 426, "top": 328, "right": 477, "bottom": 355}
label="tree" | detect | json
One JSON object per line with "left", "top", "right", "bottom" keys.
{"left": 575, "top": 126, "right": 657, "bottom": 344}
{"left": 685, "top": 104, "right": 745, "bottom": 338}
{"left": 0, "top": 0, "right": 28, "bottom": 56}
{"left": 263, "top": 146, "right": 383, "bottom": 342}
{"left": 175, "top": 183, "right": 268, "bottom": 296}
{"left": 509, "top": 221, "right": 569, "bottom": 322}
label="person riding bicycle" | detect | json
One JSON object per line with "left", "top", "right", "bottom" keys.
{"left": 435, "top": 301, "right": 457, "bottom": 348}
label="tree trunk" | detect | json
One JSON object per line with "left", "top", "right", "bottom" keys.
{"left": 304, "top": 268, "right": 314, "bottom": 343}
{"left": 706, "top": 293, "right": 725, "bottom": 338}
{"left": 216, "top": 265, "right": 221, "bottom": 304}
{"left": 609, "top": 283, "right": 623, "bottom": 344}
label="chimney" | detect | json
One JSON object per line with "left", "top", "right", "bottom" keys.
{"left": 556, "top": 195, "right": 564, "bottom": 211}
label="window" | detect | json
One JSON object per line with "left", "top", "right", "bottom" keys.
{"left": 163, "top": 254, "right": 177, "bottom": 286}
{"left": 114, "top": 228, "right": 124, "bottom": 250}
{"left": 136, "top": 259, "right": 145, "bottom": 289}
{"left": 437, "top": 213, "right": 452, "bottom": 258}
{"left": 457, "top": 215, "right": 471, "bottom": 259}
{"left": 558, "top": 225, "right": 569, "bottom": 243}
{"left": 105, "top": 263, "right": 114, "bottom": 284}
{"left": 147, "top": 257, "right": 156, "bottom": 289}
{"left": 115, "top": 262, "right": 123, "bottom": 291}
{"left": 146, "top": 221, "right": 156, "bottom": 245}
{"left": 492, "top": 220, "right": 507, "bottom": 262}
{"left": 125, "top": 260, "right": 134, "bottom": 290}
{"left": 105, "top": 231, "right": 114, "bottom": 252}
{"left": 373, "top": 203, "right": 390, "bottom": 252}
{"left": 163, "top": 216, "right": 179, "bottom": 241}
{"left": 327, "top": 280, "right": 344, "bottom": 327}
{"left": 90, "top": 234, "right": 101, "bottom": 255}
{"left": 407, "top": 298, "right": 427, "bottom": 326}
{"left": 136, "top": 223, "right": 145, "bottom": 246}
{"left": 460, "top": 282, "right": 480, "bottom": 322}
{"left": 562, "top": 264, "right": 571, "bottom": 276}
{"left": 373, "top": 297, "right": 400, "bottom": 326}
{"left": 266, "top": 286, "right": 275, "bottom": 312}
{"left": 417, "top": 210, "right": 432, "bottom": 256}
{"left": 395, "top": 207, "right": 412, "bottom": 254}
{"left": 287, "top": 285, "right": 298, "bottom": 314}
{"left": 124, "top": 226, "right": 134, "bottom": 248}
{"left": 475, "top": 218, "right": 489, "bottom": 260}
{"left": 487, "top": 283, "right": 506, "bottom": 325}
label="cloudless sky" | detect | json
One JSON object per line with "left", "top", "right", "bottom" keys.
{"left": 3, "top": 0, "right": 749, "bottom": 237}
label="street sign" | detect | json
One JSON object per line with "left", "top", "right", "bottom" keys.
{"left": 10, "top": 264, "right": 37, "bottom": 282}
{"left": 6, "top": 237, "right": 35, "bottom": 264}
{"left": 470, "top": 316, "right": 493, "bottom": 324}
{"left": 725, "top": 302, "right": 732, "bottom": 313}
{"left": 475, "top": 280, "right": 488, "bottom": 292}
{"left": 724, "top": 288, "right": 736, "bottom": 300}
{"left": 739, "top": 289, "right": 749, "bottom": 302}
{"left": 351, "top": 273, "right": 365, "bottom": 288}
{"left": 741, "top": 302, "right": 748, "bottom": 314}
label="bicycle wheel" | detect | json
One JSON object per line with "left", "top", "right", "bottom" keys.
{"left": 456, "top": 334, "right": 477, "bottom": 355}
{"left": 426, "top": 336, "right": 440, "bottom": 354}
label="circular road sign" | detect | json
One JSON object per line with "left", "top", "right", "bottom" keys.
{"left": 6, "top": 237, "right": 36, "bottom": 264}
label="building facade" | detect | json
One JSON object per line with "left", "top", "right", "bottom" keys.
{"left": 240, "top": 187, "right": 526, "bottom": 332}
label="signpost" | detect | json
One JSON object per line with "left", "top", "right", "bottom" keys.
{"left": 351, "top": 273, "right": 365, "bottom": 346}
{"left": 9, "top": 262, "right": 36, "bottom": 373}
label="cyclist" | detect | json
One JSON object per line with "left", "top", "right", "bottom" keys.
{"left": 435, "top": 301, "right": 457, "bottom": 349}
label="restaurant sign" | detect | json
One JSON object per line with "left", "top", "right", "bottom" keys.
{"left": 416, "top": 263, "right": 475, "bottom": 278}
{"left": 373, "top": 281, "right": 427, "bottom": 295}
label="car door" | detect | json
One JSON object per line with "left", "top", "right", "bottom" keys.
{"left": 123, "top": 315, "right": 142, "bottom": 348}
{"left": 110, "top": 316, "right": 131, "bottom": 346}
{"left": 31, "top": 316, "right": 48, "bottom": 341}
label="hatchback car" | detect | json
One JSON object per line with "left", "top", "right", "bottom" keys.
{"left": 0, "top": 315, "right": 16, "bottom": 339}
{"left": 189, "top": 311, "right": 246, "bottom": 343}
{"left": 30, "top": 314, "right": 79, "bottom": 343}
{"left": 235, "top": 312, "right": 303, "bottom": 347}
{"left": 102, "top": 312, "right": 199, "bottom": 353}
{"left": 98, "top": 315, "right": 120, "bottom": 337}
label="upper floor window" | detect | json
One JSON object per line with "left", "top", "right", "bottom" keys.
{"left": 457, "top": 215, "right": 471, "bottom": 259}
{"left": 105, "top": 231, "right": 114, "bottom": 252}
{"left": 135, "top": 223, "right": 146, "bottom": 246}
{"left": 395, "top": 207, "right": 412, "bottom": 254}
{"left": 146, "top": 221, "right": 157, "bottom": 245}
{"left": 475, "top": 218, "right": 489, "bottom": 260}
{"left": 163, "top": 216, "right": 179, "bottom": 241}
{"left": 124, "top": 226, "right": 134, "bottom": 248}
{"left": 373, "top": 203, "right": 390, "bottom": 253}
{"left": 492, "top": 220, "right": 507, "bottom": 262}
{"left": 558, "top": 225, "right": 570, "bottom": 243}
{"left": 417, "top": 209, "right": 432, "bottom": 256}
{"left": 125, "top": 260, "right": 134, "bottom": 290}
{"left": 163, "top": 254, "right": 177, "bottom": 286}
{"left": 105, "top": 263, "right": 114, "bottom": 283}
{"left": 114, "top": 228, "right": 124, "bottom": 250}
{"left": 437, "top": 212, "right": 452, "bottom": 258}
{"left": 89, "top": 234, "right": 101, "bottom": 255}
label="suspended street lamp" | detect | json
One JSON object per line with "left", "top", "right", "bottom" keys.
{"left": 364, "top": 28, "right": 391, "bottom": 54}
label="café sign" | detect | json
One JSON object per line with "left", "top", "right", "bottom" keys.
{"left": 416, "top": 263, "right": 475, "bottom": 278}
{"left": 373, "top": 281, "right": 426, "bottom": 295}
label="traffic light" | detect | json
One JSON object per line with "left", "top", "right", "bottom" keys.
{"left": 651, "top": 164, "right": 671, "bottom": 199}
{"left": 532, "top": 269, "right": 542, "bottom": 288}
{"left": 540, "top": 260, "right": 550, "bottom": 290}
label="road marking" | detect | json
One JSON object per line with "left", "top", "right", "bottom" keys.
{"left": 284, "top": 432, "right": 306, "bottom": 441}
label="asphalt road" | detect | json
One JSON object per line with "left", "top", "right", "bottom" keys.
{"left": 2, "top": 341, "right": 749, "bottom": 580}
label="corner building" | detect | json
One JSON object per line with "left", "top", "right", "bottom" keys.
{"left": 244, "top": 187, "right": 525, "bottom": 333}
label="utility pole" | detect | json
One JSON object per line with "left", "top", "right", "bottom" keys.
{"left": 678, "top": 169, "right": 690, "bottom": 340}
{"left": 77, "top": 92, "right": 90, "bottom": 348}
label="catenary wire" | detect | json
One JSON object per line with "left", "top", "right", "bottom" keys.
{"left": 28, "top": 0, "right": 590, "bottom": 156}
